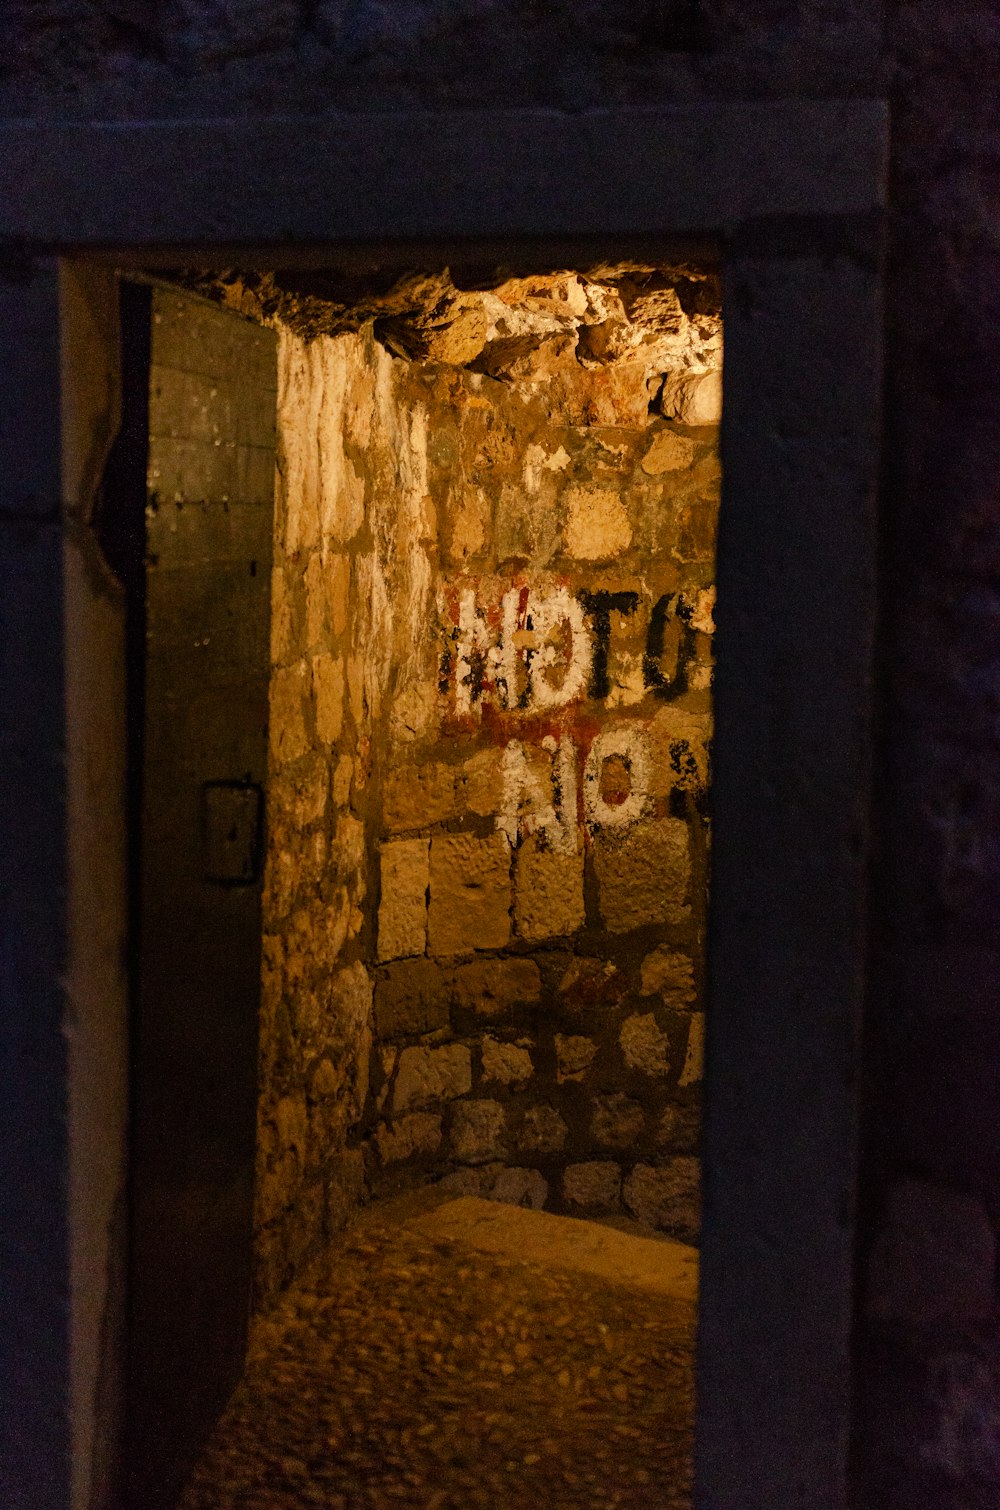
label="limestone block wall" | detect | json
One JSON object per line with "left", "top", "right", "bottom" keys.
{"left": 256, "top": 272, "right": 719, "bottom": 1305}
{"left": 254, "top": 330, "right": 381, "bottom": 1304}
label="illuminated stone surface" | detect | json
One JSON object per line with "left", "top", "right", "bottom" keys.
{"left": 427, "top": 833, "right": 512, "bottom": 956}
{"left": 377, "top": 839, "right": 430, "bottom": 962}
{"left": 180, "top": 1198, "right": 697, "bottom": 1510}
{"left": 480, "top": 1036, "right": 534, "bottom": 1088}
{"left": 393, "top": 1044, "right": 472, "bottom": 1114}
{"left": 563, "top": 1161, "right": 623, "bottom": 1213}
{"left": 513, "top": 833, "right": 586, "bottom": 942}
{"left": 258, "top": 267, "right": 716, "bottom": 1305}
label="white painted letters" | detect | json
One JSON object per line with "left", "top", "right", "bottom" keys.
{"left": 497, "top": 724, "right": 650, "bottom": 847}
{"left": 584, "top": 725, "right": 652, "bottom": 830}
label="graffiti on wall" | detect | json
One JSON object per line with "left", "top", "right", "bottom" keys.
{"left": 440, "top": 579, "right": 714, "bottom": 717}
{"left": 438, "top": 578, "right": 713, "bottom": 852}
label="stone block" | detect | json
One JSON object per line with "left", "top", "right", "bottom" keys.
{"left": 378, "top": 838, "right": 429, "bottom": 962}
{"left": 593, "top": 819, "right": 690, "bottom": 932}
{"left": 255, "top": 1092, "right": 308, "bottom": 1226}
{"left": 659, "top": 370, "right": 722, "bottom": 427}
{"left": 384, "top": 761, "right": 458, "bottom": 831}
{"left": 304, "top": 550, "right": 351, "bottom": 646}
{"left": 676, "top": 500, "right": 717, "bottom": 562}
{"left": 393, "top": 1043, "right": 472, "bottom": 1113}
{"left": 867, "top": 1179, "right": 997, "bottom": 1324}
{"left": 514, "top": 834, "right": 585, "bottom": 941}
{"left": 439, "top": 1163, "right": 547, "bottom": 1210}
{"left": 269, "top": 660, "right": 310, "bottom": 766}
{"left": 640, "top": 945, "right": 697, "bottom": 1007}
{"left": 376, "top": 1047, "right": 397, "bottom": 1113}
{"left": 563, "top": 483, "right": 633, "bottom": 560}
{"left": 656, "top": 1102, "right": 701, "bottom": 1154}
{"left": 303, "top": 553, "right": 326, "bottom": 649}
{"left": 438, "top": 1166, "right": 486, "bottom": 1199}
{"left": 489, "top": 1167, "right": 548, "bottom": 1210}
{"left": 331, "top": 812, "right": 365, "bottom": 880}
{"left": 332, "top": 752, "right": 353, "bottom": 808}
{"left": 446, "top": 484, "right": 491, "bottom": 565}
{"left": 480, "top": 1036, "right": 534, "bottom": 1087}
{"left": 375, "top": 1113, "right": 443, "bottom": 1164}
{"left": 287, "top": 979, "right": 321, "bottom": 1063}
{"left": 390, "top": 680, "right": 440, "bottom": 746}
{"left": 557, "top": 956, "right": 625, "bottom": 1013}
{"left": 678, "top": 1014, "right": 704, "bottom": 1086}
{"left": 447, "top": 957, "right": 542, "bottom": 1018}
{"left": 550, "top": 358, "right": 651, "bottom": 428}
{"left": 309, "top": 1054, "right": 344, "bottom": 1103}
{"left": 274, "top": 1093, "right": 308, "bottom": 1166}
{"left": 281, "top": 897, "right": 349, "bottom": 997}
{"left": 517, "top": 1104, "right": 568, "bottom": 1155}
{"left": 312, "top": 652, "right": 344, "bottom": 744}
{"left": 329, "top": 553, "right": 351, "bottom": 639}
{"left": 555, "top": 1033, "right": 598, "bottom": 1083}
{"left": 458, "top": 748, "right": 504, "bottom": 817}
{"left": 324, "top": 1148, "right": 366, "bottom": 1236}
{"left": 592, "top": 1093, "right": 646, "bottom": 1150}
{"left": 346, "top": 654, "right": 365, "bottom": 726}
{"left": 495, "top": 478, "right": 561, "bottom": 566}
{"left": 374, "top": 958, "right": 449, "bottom": 1040}
{"left": 647, "top": 708, "right": 712, "bottom": 803}
{"left": 270, "top": 565, "right": 294, "bottom": 663}
{"left": 564, "top": 1162, "right": 622, "bottom": 1213}
{"left": 620, "top": 1013, "right": 672, "bottom": 1077}
{"left": 624, "top": 1159, "right": 700, "bottom": 1241}
{"left": 256, "top": 1178, "right": 326, "bottom": 1311}
{"left": 450, "top": 1099, "right": 507, "bottom": 1164}
{"left": 307, "top": 1082, "right": 351, "bottom": 1157}
{"left": 263, "top": 844, "right": 302, "bottom": 922}
{"left": 688, "top": 586, "right": 716, "bottom": 636}
{"left": 428, "top": 832, "right": 511, "bottom": 955}
{"left": 267, "top": 750, "right": 329, "bottom": 833}
{"left": 641, "top": 427, "right": 696, "bottom": 475}
{"left": 326, "top": 963, "right": 373, "bottom": 1120}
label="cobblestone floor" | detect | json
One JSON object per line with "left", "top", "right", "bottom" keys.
{"left": 179, "top": 1196, "right": 696, "bottom": 1510}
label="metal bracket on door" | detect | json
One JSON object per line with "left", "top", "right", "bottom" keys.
{"left": 200, "top": 780, "right": 264, "bottom": 884}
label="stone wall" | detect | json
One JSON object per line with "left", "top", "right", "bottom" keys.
{"left": 256, "top": 269, "right": 719, "bottom": 1305}
{"left": 5, "top": 2, "right": 1000, "bottom": 1505}
{"left": 853, "top": 10, "right": 1000, "bottom": 1507}
{"left": 1, "top": 3, "right": 882, "bottom": 118}
{"left": 254, "top": 329, "right": 379, "bottom": 1305}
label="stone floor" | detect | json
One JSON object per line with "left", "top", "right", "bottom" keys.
{"left": 179, "top": 1194, "right": 697, "bottom": 1510}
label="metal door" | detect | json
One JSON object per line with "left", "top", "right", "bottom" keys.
{"left": 124, "top": 285, "right": 275, "bottom": 1509}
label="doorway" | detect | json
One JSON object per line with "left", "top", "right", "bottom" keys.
{"left": 0, "top": 98, "right": 885, "bottom": 1510}
{"left": 124, "top": 262, "right": 720, "bottom": 1507}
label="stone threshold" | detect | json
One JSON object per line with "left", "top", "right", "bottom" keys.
{"left": 402, "top": 1194, "right": 699, "bottom": 1303}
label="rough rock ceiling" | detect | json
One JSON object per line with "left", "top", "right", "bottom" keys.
{"left": 181, "top": 263, "right": 722, "bottom": 422}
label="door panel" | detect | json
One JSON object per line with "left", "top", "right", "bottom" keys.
{"left": 125, "top": 287, "right": 275, "bottom": 1510}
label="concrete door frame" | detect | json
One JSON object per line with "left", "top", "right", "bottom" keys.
{"left": 0, "top": 102, "right": 887, "bottom": 1510}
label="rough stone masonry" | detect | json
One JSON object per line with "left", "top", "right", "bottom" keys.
{"left": 5, "top": 4, "right": 1000, "bottom": 1507}
{"left": 254, "top": 265, "right": 720, "bottom": 1306}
